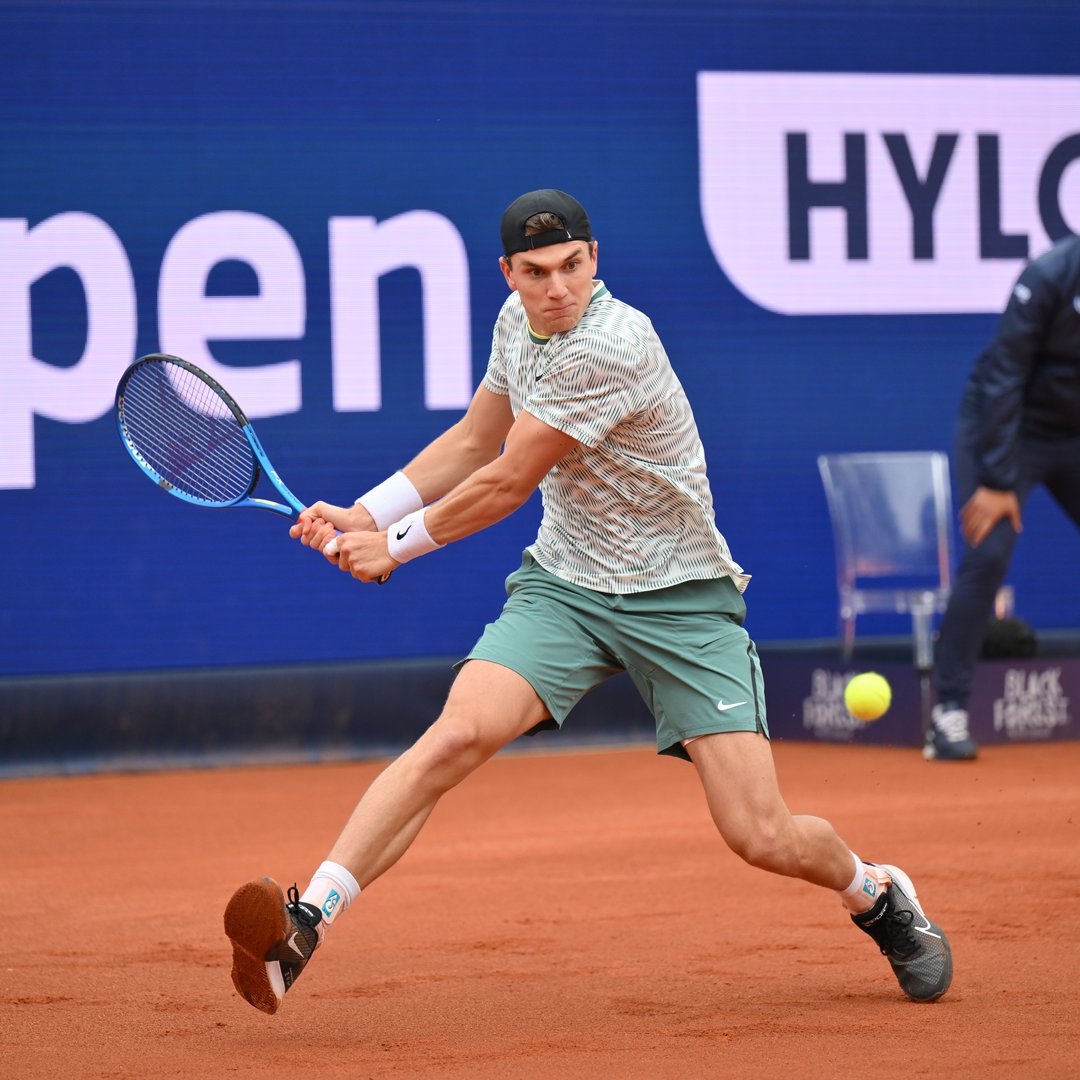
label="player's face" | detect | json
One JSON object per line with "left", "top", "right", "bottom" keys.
{"left": 500, "top": 240, "right": 598, "bottom": 337}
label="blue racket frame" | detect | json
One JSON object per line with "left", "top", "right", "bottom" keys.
{"left": 115, "top": 354, "right": 305, "bottom": 519}
{"left": 116, "top": 354, "right": 392, "bottom": 583}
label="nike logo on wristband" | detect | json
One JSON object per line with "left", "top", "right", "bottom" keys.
{"left": 396, "top": 525, "right": 413, "bottom": 541}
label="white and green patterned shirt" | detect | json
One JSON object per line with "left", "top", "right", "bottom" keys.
{"left": 483, "top": 281, "right": 749, "bottom": 594}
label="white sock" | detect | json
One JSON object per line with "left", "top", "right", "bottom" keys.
{"left": 839, "top": 852, "right": 890, "bottom": 913}
{"left": 300, "top": 860, "right": 361, "bottom": 941}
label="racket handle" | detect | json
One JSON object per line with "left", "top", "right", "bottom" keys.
{"left": 323, "top": 533, "right": 391, "bottom": 585}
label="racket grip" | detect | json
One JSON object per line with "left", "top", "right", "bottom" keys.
{"left": 323, "top": 533, "right": 392, "bottom": 584}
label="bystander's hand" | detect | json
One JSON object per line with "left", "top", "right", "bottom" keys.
{"left": 960, "top": 486, "right": 1022, "bottom": 547}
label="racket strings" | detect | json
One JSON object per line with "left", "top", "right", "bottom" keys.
{"left": 121, "top": 363, "right": 256, "bottom": 504}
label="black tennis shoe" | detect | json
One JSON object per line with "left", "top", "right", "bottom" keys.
{"left": 224, "top": 877, "right": 321, "bottom": 1014}
{"left": 851, "top": 863, "right": 953, "bottom": 1002}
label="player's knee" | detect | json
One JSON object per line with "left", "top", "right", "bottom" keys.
{"left": 410, "top": 716, "right": 493, "bottom": 789}
{"left": 422, "top": 721, "right": 480, "bottom": 766}
{"left": 724, "top": 822, "right": 790, "bottom": 874}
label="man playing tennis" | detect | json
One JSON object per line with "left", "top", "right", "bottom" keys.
{"left": 224, "top": 189, "right": 952, "bottom": 1012}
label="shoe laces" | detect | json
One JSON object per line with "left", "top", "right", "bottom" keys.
{"left": 876, "top": 906, "right": 920, "bottom": 960}
{"left": 287, "top": 884, "right": 320, "bottom": 929}
{"left": 935, "top": 708, "right": 970, "bottom": 742}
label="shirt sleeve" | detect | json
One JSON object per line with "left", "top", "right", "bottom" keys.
{"left": 975, "top": 257, "right": 1060, "bottom": 490}
{"left": 481, "top": 316, "right": 509, "bottom": 396}
{"left": 523, "top": 331, "right": 643, "bottom": 447}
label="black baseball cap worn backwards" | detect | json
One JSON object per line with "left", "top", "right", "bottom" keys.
{"left": 500, "top": 189, "right": 592, "bottom": 257}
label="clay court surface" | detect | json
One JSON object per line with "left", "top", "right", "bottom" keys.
{"left": 4, "top": 740, "right": 1079, "bottom": 1079}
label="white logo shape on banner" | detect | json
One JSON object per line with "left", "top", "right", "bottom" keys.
{"left": 698, "top": 72, "right": 1080, "bottom": 314}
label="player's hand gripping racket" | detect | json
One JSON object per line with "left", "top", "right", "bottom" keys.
{"left": 115, "top": 353, "right": 390, "bottom": 582}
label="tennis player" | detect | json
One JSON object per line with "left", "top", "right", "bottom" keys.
{"left": 224, "top": 189, "right": 953, "bottom": 1012}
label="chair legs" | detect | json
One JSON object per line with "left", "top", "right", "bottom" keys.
{"left": 839, "top": 601, "right": 937, "bottom": 737}
{"left": 911, "top": 603, "right": 934, "bottom": 672}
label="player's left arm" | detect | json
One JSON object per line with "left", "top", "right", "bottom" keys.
{"left": 424, "top": 410, "right": 578, "bottom": 544}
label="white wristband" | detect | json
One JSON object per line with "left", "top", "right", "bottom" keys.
{"left": 386, "top": 508, "right": 444, "bottom": 563}
{"left": 355, "top": 471, "right": 423, "bottom": 531}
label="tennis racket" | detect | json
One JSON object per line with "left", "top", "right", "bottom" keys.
{"left": 115, "top": 353, "right": 389, "bottom": 580}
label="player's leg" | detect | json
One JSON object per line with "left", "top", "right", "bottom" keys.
{"left": 684, "top": 730, "right": 856, "bottom": 888}
{"left": 687, "top": 731, "right": 952, "bottom": 1001}
{"left": 326, "top": 658, "right": 551, "bottom": 886}
{"left": 618, "top": 580, "right": 952, "bottom": 1003}
{"left": 225, "top": 658, "right": 550, "bottom": 1014}
{"left": 225, "top": 554, "right": 621, "bottom": 1014}
{"left": 622, "top": 585, "right": 877, "bottom": 896}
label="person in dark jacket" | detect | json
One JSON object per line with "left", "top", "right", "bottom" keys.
{"left": 928, "top": 234, "right": 1080, "bottom": 760}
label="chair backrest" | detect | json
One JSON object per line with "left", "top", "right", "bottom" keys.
{"left": 817, "top": 451, "right": 953, "bottom": 593}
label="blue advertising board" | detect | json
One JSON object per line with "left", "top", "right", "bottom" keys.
{"left": 2, "top": 0, "right": 1078, "bottom": 679}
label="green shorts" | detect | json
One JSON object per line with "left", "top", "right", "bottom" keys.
{"left": 458, "top": 552, "right": 768, "bottom": 761}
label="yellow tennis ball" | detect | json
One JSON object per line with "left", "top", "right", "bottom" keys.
{"left": 844, "top": 672, "right": 892, "bottom": 722}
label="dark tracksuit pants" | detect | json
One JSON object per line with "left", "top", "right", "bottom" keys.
{"left": 932, "top": 408, "right": 1080, "bottom": 708}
